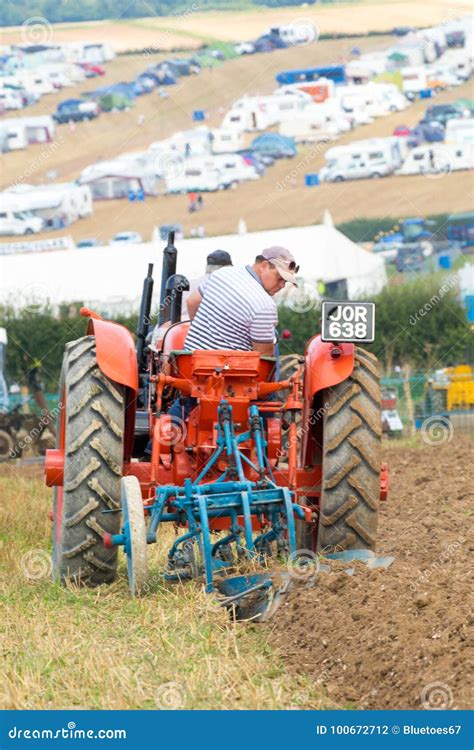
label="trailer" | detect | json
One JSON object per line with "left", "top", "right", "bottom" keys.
{"left": 0, "top": 115, "right": 55, "bottom": 151}
{"left": 396, "top": 144, "right": 474, "bottom": 175}
{"left": 276, "top": 78, "right": 336, "bottom": 103}
{"left": 445, "top": 118, "right": 474, "bottom": 145}
{"left": 401, "top": 66, "right": 451, "bottom": 99}
{"left": 191, "top": 154, "right": 259, "bottom": 183}
{"left": 320, "top": 137, "right": 407, "bottom": 182}
{"left": 2, "top": 183, "right": 93, "bottom": 225}
{"left": 222, "top": 93, "right": 309, "bottom": 132}
{"left": 210, "top": 129, "right": 245, "bottom": 154}
{"left": 276, "top": 65, "right": 346, "bottom": 85}
{"left": 79, "top": 160, "right": 159, "bottom": 199}
{"left": 279, "top": 105, "right": 347, "bottom": 143}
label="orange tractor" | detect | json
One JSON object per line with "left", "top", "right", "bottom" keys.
{"left": 45, "top": 235, "right": 388, "bottom": 604}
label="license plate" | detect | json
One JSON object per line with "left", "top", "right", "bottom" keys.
{"left": 321, "top": 301, "right": 375, "bottom": 343}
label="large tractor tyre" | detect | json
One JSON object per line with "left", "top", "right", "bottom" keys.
{"left": 296, "top": 347, "right": 381, "bottom": 554}
{"left": 53, "top": 335, "right": 125, "bottom": 586}
{"left": 317, "top": 347, "right": 381, "bottom": 552}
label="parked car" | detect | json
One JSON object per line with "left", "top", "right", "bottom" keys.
{"left": 0, "top": 210, "right": 44, "bottom": 236}
{"left": 393, "top": 125, "right": 412, "bottom": 137}
{"left": 424, "top": 104, "right": 464, "bottom": 127}
{"left": 77, "top": 237, "right": 102, "bottom": 248}
{"left": 235, "top": 42, "right": 256, "bottom": 55}
{"left": 54, "top": 99, "right": 100, "bottom": 124}
{"left": 80, "top": 63, "right": 106, "bottom": 77}
{"left": 159, "top": 223, "right": 184, "bottom": 241}
{"left": 251, "top": 133, "right": 296, "bottom": 158}
{"left": 407, "top": 121, "right": 445, "bottom": 147}
{"left": 110, "top": 231, "right": 143, "bottom": 245}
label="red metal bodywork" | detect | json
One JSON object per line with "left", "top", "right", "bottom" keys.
{"left": 46, "top": 316, "right": 388, "bottom": 535}
{"left": 301, "top": 335, "right": 355, "bottom": 466}
{"left": 83, "top": 308, "right": 138, "bottom": 460}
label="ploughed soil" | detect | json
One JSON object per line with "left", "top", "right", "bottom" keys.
{"left": 268, "top": 438, "right": 474, "bottom": 709}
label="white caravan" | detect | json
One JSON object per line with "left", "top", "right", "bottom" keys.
{"left": 2, "top": 183, "right": 93, "bottom": 225}
{"left": 439, "top": 49, "right": 473, "bottom": 80}
{"left": 396, "top": 144, "right": 474, "bottom": 175}
{"left": 279, "top": 104, "right": 349, "bottom": 142}
{"left": 319, "top": 138, "right": 407, "bottom": 182}
{"left": 445, "top": 118, "right": 474, "bottom": 145}
{"left": 222, "top": 93, "right": 309, "bottom": 132}
{"left": 211, "top": 129, "right": 245, "bottom": 154}
{"left": 192, "top": 154, "right": 259, "bottom": 183}
{"left": 164, "top": 166, "right": 233, "bottom": 194}
{"left": 0, "top": 88, "right": 24, "bottom": 110}
{"left": 0, "top": 116, "right": 55, "bottom": 151}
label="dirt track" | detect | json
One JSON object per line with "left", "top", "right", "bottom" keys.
{"left": 269, "top": 438, "right": 473, "bottom": 710}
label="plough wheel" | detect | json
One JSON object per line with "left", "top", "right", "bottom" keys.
{"left": 121, "top": 476, "right": 149, "bottom": 597}
{"left": 317, "top": 347, "right": 382, "bottom": 553}
{"left": 53, "top": 336, "right": 125, "bottom": 586}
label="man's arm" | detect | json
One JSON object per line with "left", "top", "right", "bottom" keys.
{"left": 251, "top": 341, "right": 274, "bottom": 356}
{"left": 186, "top": 290, "right": 203, "bottom": 320}
{"left": 250, "top": 308, "right": 277, "bottom": 357}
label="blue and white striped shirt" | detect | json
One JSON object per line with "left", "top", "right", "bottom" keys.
{"left": 184, "top": 265, "right": 277, "bottom": 351}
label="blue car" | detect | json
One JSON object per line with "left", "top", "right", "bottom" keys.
{"left": 251, "top": 134, "right": 296, "bottom": 158}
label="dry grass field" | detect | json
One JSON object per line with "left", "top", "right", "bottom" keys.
{"left": 1, "top": 436, "right": 471, "bottom": 710}
{"left": 1, "top": 1, "right": 472, "bottom": 51}
{"left": 0, "top": 464, "right": 326, "bottom": 710}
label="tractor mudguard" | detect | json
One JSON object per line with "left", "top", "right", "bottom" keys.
{"left": 83, "top": 312, "right": 138, "bottom": 393}
{"left": 304, "top": 334, "right": 354, "bottom": 399}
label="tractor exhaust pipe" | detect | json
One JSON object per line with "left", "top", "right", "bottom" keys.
{"left": 158, "top": 231, "right": 177, "bottom": 326}
{"left": 166, "top": 274, "right": 190, "bottom": 324}
{"left": 136, "top": 263, "right": 154, "bottom": 373}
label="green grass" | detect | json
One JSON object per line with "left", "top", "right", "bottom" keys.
{"left": 0, "top": 470, "right": 328, "bottom": 710}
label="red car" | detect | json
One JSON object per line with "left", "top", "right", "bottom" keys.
{"left": 80, "top": 63, "right": 106, "bottom": 76}
{"left": 393, "top": 125, "right": 411, "bottom": 137}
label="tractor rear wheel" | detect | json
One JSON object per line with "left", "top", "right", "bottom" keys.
{"left": 53, "top": 335, "right": 125, "bottom": 586}
{"left": 317, "top": 347, "right": 382, "bottom": 552}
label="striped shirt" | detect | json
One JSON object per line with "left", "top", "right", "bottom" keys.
{"left": 184, "top": 265, "right": 277, "bottom": 351}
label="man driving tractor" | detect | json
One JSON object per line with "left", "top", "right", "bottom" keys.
{"left": 185, "top": 246, "right": 298, "bottom": 355}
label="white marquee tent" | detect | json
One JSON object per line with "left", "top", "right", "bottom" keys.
{"left": 0, "top": 224, "right": 387, "bottom": 313}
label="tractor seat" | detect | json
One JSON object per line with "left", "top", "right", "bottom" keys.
{"left": 169, "top": 349, "right": 276, "bottom": 384}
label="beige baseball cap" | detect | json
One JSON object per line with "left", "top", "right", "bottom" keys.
{"left": 261, "top": 246, "right": 299, "bottom": 285}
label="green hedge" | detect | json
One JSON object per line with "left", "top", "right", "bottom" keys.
{"left": 336, "top": 214, "right": 451, "bottom": 243}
